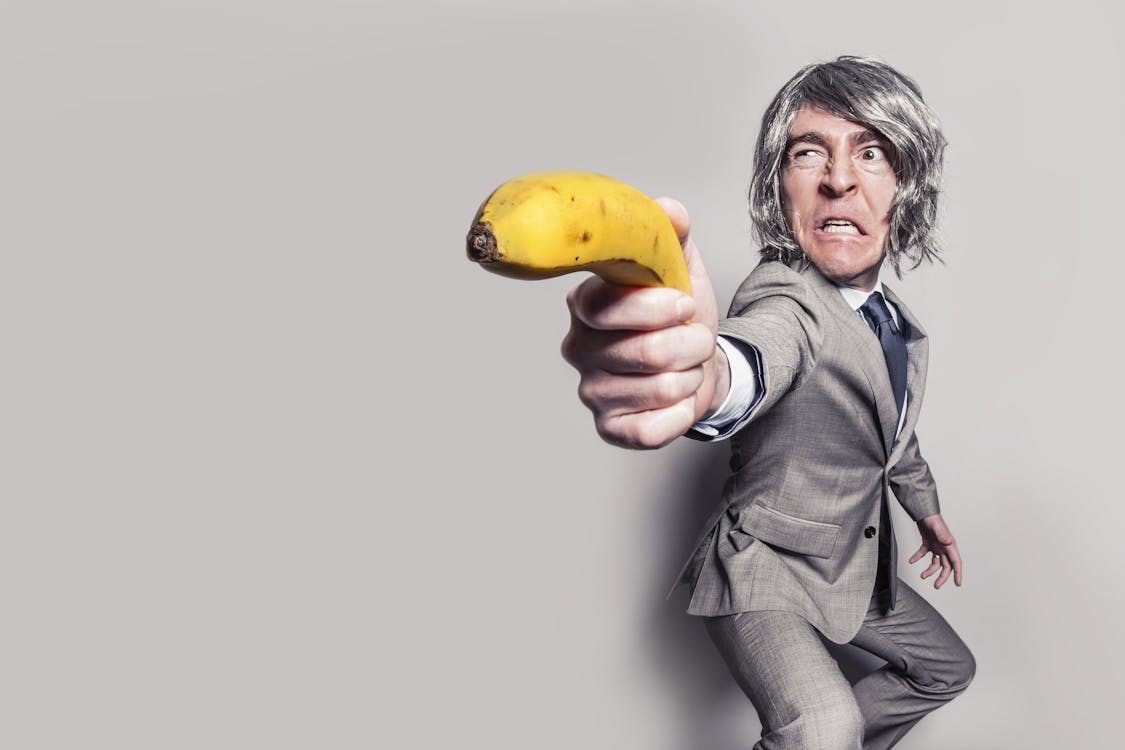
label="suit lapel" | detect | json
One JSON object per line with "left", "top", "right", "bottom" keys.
{"left": 882, "top": 284, "right": 929, "bottom": 467}
{"left": 800, "top": 264, "right": 900, "bottom": 456}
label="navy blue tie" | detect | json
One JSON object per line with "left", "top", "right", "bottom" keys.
{"left": 860, "top": 292, "right": 907, "bottom": 417}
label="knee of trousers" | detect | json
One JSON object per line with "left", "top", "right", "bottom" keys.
{"left": 948, "top": 643, "right": 977, "bottom": 693}
{"left": 783, "top": 693, "right": 864, "bottom": 749}
{"left": 911, "top": 641, "right": 977, "bottom": 698}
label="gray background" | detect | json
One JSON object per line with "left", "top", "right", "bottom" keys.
{"left": 4, "top": 0, "right": 1122, "bottom": 747}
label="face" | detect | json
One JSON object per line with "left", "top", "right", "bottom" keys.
{"left": 780, "top": 105, "right": 897, "bottom": 291}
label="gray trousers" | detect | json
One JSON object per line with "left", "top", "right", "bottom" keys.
{"left": 703, "top": 581, "right": 975, "bottom": 749}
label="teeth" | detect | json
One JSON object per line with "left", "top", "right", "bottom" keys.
{"left": 822, "top": 220, "right": 859, "bottom": 234}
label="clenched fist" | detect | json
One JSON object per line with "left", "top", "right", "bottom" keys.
{"left": 561, "top": 198, "right": 727, "bottom": 449}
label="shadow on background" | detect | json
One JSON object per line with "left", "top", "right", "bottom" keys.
{"left": 643, "top": 441, "right": 887, "bottom": 749}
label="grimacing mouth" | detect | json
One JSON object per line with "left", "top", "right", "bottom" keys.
{"left": 816, "top": 217, "right": 868, "bottom": 235}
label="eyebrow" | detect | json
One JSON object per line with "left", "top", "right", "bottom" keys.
{"left": 786, "top": 128, "right": 886, "bottom": 151}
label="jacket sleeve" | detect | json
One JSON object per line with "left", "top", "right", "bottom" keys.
{"left": 888, "top": 431, "right": 941, "bottom": 520}
{"left": 688, "top": 261, "right": 823, "bottom": 441}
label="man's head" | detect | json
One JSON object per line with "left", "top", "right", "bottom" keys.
{"left": 750, "top": 56, "right": 946, "bottom": 282}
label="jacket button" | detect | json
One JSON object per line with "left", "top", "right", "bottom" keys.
{"left": 864, "top": 526, "right": 877, "bottom": 538}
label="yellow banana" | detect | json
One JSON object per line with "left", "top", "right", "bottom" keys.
{"left": 466, "top": 171, "right": 691, "bottom": 295}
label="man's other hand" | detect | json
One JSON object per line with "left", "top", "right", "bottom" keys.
{"left": 910, "top": 513, "right": 963, "bottom": 589}
{"left": 560, "top": 198, "right": 724, "bottom": 450}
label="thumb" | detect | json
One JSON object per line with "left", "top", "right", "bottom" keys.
{"left": 654, "top": 195, "right": 692, "bottom": 241}
{"left": 653, "top": 196, "right": 717, "bottom": 330}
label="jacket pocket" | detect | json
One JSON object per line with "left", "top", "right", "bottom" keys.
{"left": 739, "top": 503, "right": 840, "bottom": 559}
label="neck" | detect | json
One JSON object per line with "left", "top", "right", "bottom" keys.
{"left": 831, "top": 262, "right": 882, "bottom": 293}
{"left": 839, "top": 278, "right": 878, "bottom": 293}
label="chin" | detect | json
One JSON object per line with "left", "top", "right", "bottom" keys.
{"left": 805, "top": 244, "right": 885, "bottom": 287}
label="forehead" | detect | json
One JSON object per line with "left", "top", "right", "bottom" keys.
{"left": 788, "top": 105, "right": 881, "bottom": 141}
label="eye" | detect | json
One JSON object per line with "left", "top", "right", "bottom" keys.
{"left": 858, "top": 146, "right": 886, "bottom": 161}
{"left": 788, "top": 148, "right": 827, "bottom": 165}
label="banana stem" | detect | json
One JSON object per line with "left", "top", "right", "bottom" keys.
{"left": 467, "top": 224, "right": 498, "bottom": 263}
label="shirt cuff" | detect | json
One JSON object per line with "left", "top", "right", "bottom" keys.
{"left": 690, "top": 336, "right": 761, "bottom": 438}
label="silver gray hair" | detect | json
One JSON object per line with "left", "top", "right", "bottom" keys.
{"left": 750, "top": 56, "right": 947, "bottom": 275}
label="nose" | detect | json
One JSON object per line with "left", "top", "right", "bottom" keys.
{"left": 821, "top": 155, "right": 858, "bottom": 197}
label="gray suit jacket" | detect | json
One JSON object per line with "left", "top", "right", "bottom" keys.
{"left": 674, "top": 259, "right": 941, "bottom": 644}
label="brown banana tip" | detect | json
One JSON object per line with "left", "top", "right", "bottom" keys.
{"left": 466, "top": 224, "right": 498, "bottom": 263}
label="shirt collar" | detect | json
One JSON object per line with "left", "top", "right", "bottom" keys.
{"left": 835, "top": 280, "right": 886, "bottom": 313}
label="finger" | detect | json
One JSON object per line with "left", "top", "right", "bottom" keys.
{"left": 577, "top": 367, "right": 705, "bottom": 416}
{"left": 908, "top": 544, "right": 929, "bottom": 565}
{"left": 567, "top": 276, "right": 693, "bottom": 332}
{"left": 946, "top": 544, "right": 964, "bottom": 587}
{"left": 935, "top": 557, "right": 952, "bottom": 589}
{"left": 920, "top": 555, "right": 941, "bottom": 580}
{"left": 595, "top": 396, "right": 697, "bottom": 450}
{"left": 563, "top": 322, "right": 715, "bottom": 375}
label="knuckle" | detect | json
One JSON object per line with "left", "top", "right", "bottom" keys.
{"left": 560, "top": 332, "right": 576, "bottom": 364}
{"left": 565, "top": 284, "right": 584, "bottom": 323}
{"left": 567, "top": 277, "right": 600, "bottom": 325}
{"left": 560, "top": 325, "right": 597, "bottom": 368}
{"left": 593, "top": 414, "right": 615, "bottom": 441}
{"left": 576, "top": 377, "right": 601, "bottom": 410}
{"left": 594, "top": 415, "right": 635, "bottom": 449}
{"left": 677, "top": 325, "right": 713, "bottom": 369}
{"left": 565, "top": 282, "right": 581, "bottom": 306}
{"left": 599, "top": 413, "right": 656, "bottom": 450}
{"left": 631, "top": 420, "right": 666, "bottom": 450}
{"left": 685, "top": 364, "right": 705, "bottom": 391}
{"left": 635, "top": 333, "right": 657, "bottom": 372}
{"left": 594, "top": 399, "right": 691, "bottom": 451}
{"left": 636, "top": 330, "right": 673, "bottom": 372}
{"left": 652, "top": 371, "right": 687, "bottom": 405}
{"left": 559, "top": 330, "right": 586, "bottom": 368}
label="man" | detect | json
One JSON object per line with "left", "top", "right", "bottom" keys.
{"left": 561, "top": 57, "right": 974, "bottom": 748}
